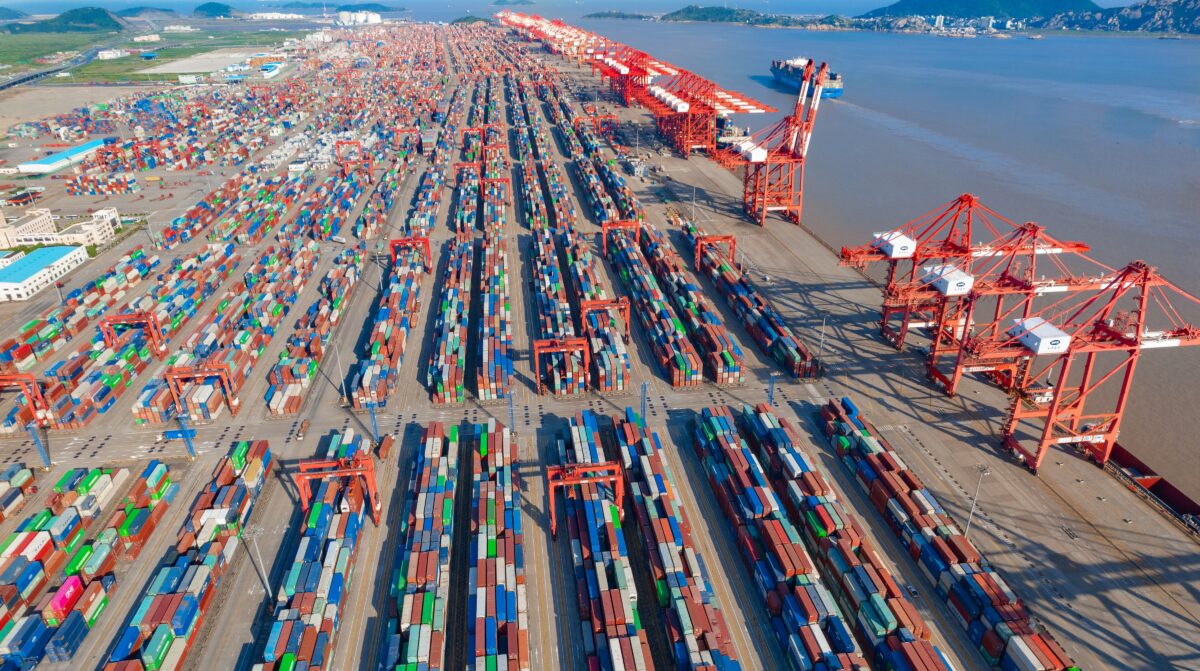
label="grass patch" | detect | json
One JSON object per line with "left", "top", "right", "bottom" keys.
{"left": 0, "top": 33, "right": 117, "bottom": 68}
{"left": 60, "top": 31, "right": 310, "bottom": 83}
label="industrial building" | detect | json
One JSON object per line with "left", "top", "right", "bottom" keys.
{"left": 0, "top": 245, "right": 88, "bottom": 301}
{"left": 0, "top": 250, "right": 24, "bottom": 269}
{"left": 16, "top": 138, "right": 109, "bottom": 175}
{"left": 0, "top": 207, "right": 118, "bottom": 248}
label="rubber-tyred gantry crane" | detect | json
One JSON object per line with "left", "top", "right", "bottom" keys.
{"left": 98, "top": 312, "right": 168, "bottom": 359}
{"left": 294, "top": 453, "right": 381, "bottom": 525}
{"left": 335, "top": 140, "right": 373, "bottom": 178}
{"left": 163, "top": 364, "right": 241, "bottom": 418}
{"left": 390, "top": 236, "right": 432, "bottom": 271}
{"left": 546, "top": 461, "right": 625, "bottom": 537}
{"left": 532, "top": 338, "right": 590, "bottom": 395}
{"left": 600, "top": 220, "right": 640, "bottom": 256}
{"left": 579, "top": 297, "right": 630, "bottom": 339}
{"left": 694, "top": 235, "right": 736, "bottom": 272}
{"left": 0, "top": 374, "right": 53, "bottom": 428}
{"left": 958, "top": 260, "right": 1200, "bottom": 473}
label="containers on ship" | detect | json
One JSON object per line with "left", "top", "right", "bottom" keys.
{"left": 612, "top": 408, "right": 741, "bottom": 670}
{"left": 555, "top": 411, "right": 652, "bottom": 670}
{"left": 387, "top": 422, "right": 458, "bottom": 670}
{"left": 267, "top": 247, "right": 364, "bottom": 415}
{"left": 466, "top": 420, "right": 530, "bottom": 671}
{"left": 640, "top": 227, "right": 744, "bottom": 386}
{"left": 351, "top": 246, "right": 425, "bottom": 410}
{"left": 256, "top": 431, "right": 367, "bottom": 671}
{"left": 427, "top": 238, "right": 473, "bottom": 405}
{"left": 680, "top": 219, "right": 821, "bottom": 378}
{"left": 104, "top": 443, "right": 271, "bottom": 671}
{"left": 819, "top": 397, "right": 1078, "bottom": 671}
{"left": 605, "top": 230, "right": 702, "bottom": 388}
{"left": 692, "top": 407, "right": 870, "bottom": 670}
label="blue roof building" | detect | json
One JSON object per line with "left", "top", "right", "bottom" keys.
{"left": 0, "top": 246, "right": 89, "bottom": 302}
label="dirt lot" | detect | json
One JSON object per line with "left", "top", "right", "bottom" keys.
{"left": 139, "top": 48, "right": 257, "bottom": 74}
{"left": 0, "top": 84, "right": 154, "bottom": 130}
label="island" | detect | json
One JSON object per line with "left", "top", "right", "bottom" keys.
{"left": 1037, "top": 0, "right": 1200, "bottom": 33}
{"left": 451, "top": 15, "right": 491, "bottom": 23}
{"left": 194, "top": 2, "right": 238, "bottom": 18}
{"left": 583, "top": 10, "right": 653, "bottom": 20}
{"left": 0, "top": 5, "right": 28, "bottom": 20}
{"left": 2, "top": 7, "right": 127, "bottom": 33}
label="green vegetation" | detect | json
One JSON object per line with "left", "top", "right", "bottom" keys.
{"left": 861, "top": 0, "right": 1098, "bottom": 19}
{"left": 0, "top": 33, "right": 107, "bottom": 68}
{"left": 59, "top": 30, "right": 307, "bottom": 83}
{"left": 451, "top": 15, "right": 491, "bottom": 23}
{"left": 2, "top": 7, "right": 128, "bottom": 33}
{"left": 116, "top": 7, "right": 179, "bottom": 17}
{"left": 583, "top": 10, "right": 652, "bottom": 19}
{"left": 660, "top": 5, "right": 825, "bottom": 27}
{"left": 194, "top": 2, "right": 237, "bottom": 17}
{"left": 0, "top": 6, "right": 27, "bottom": 20}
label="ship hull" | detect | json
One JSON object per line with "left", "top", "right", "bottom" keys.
{"left": 772, "top": 67, "right": 843, "bottom": 98}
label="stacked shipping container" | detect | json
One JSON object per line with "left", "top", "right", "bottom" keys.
{"left": 350, "top": 246, "right": 424, "bottom": 409}
{"left": 821, "top": 398, "right": 1079, "bottom": 671}
{"left": 427, "top": 239, "right": 473, "bottom": 405}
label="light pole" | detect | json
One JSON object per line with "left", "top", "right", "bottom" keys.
{"left": 817, "top": 315, "right": 827, "bottom": 362}
{"left": 241, "top": 524, "right": 271, "bottom": 595}
{"left": 334, "top": 344, "right": 348, "bottom": 404}
{"left": 690, "top": 185, "right": 696, "bottom": 223}
{"left": 964, "top": 465, "right": 992, "bottom": 538}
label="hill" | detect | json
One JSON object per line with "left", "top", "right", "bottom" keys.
{"left": 1037, "top": 0, "right": 1200, "bottom": 32}
{"left": 660, "top": 5, "right": 819, "bottom": 26}
{"left": 0, "top": 6, "right": 27, "bottom": 20}
{"left": 3, "top": 7, "right": 127, "bottom": 33}
{"left": 116, "top": 6, "right": 178, "bottom": 17}
{"left": 451, "top": 15, "right": 490, "bottom": 23}
{"left": 583, "top": 10, "right": 652, "bottom": 19}
{"left": 194, "top": 2, "right": 237, "bottom": 17}
{"left": 861, "top": 0, "right": 1098, "bottom": 19}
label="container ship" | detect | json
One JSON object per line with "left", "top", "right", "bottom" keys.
{"left": 771, "top": 57, "right": 843, "bottom": 98}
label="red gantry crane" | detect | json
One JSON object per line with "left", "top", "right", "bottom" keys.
{"left": 163, "top": 363, "right": 242, "bottom": 418}
{"left": 532, "top": 338, "right": 591, "bottom": 396}
{"left": 335, "top": 140, "right": 373, "bottom": 178}
{"left": 959, "top": 260, "right": 1200, "bottom": 473}
{"left": 294, "top": 452, "right": 381, "bottom": 525}
{"left": 98, "top": 312, "right": 169, "bottom": 359}
{"left": 0, "top": 374, "right": 53, "bottom": 428}
{"left": 545, "top": 461, "right": 625, "bottom": 537}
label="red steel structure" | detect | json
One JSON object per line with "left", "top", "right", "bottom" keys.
{"left": 600, "top": 220, "right": 639, "bottom": 256}
{"left": 694, "top": 234, "right": 736, "bottom": 272}
{"left": 390, "top": 236, "right": 432, "bottom": 271}
{"left": 98, "top": 312, "right": 168, "bottom": 359}
{"left": 335, "top": 140, "right": 373, "bottom": 177}
{"left": 579, "top": 298, "right": 631, "bottom": 339}
{"left": 532, "top": 338, "right": 590, "bottom": 395}
{"left": 0, "top": 374, "right": 53, "bottom": 427}
{"left": 960, "top": 260, "right": 1200, "bottom": 472}
{"left": 294, "top": 453, "right": 381, "bottom": 525}
{"left": 163, "top": 364, "right": 241, "bottom": 418}
{"left": 545, "top": 461, "right": 624, "bottom": 537}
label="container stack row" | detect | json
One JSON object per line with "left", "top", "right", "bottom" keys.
{"left": 559, "top": 227, "right": 630, "bottom": 393}
{"left": 256, "top": 431, "right": 368, "bottom": 670}
{"left": 736, "top": 402, "right": 954, "bottom": 671}
{"left": 475, "top": 233, "right": 515, "bottom": 401}
{"left": 210, "top": 171, "right": 312, "bottom": 245}
{"left": 0, "top": 465, "right": 34, "bottom": 524}
{"left": 266, "top": 246, "right": 364, "bottom": 415}
{"left": 354, "top": 157, "right": 410, "bottom": 240}
{"left": 21, "top": 245, "right": 240, "bottom": 433}
{"left": 453, "top": 167, "right": 480, "bottom": 235}
{"left": 0, "top": 466, "right": 129, "bottom": 666}
{"left": 640, "top": 228, "right": 744, "bottom": 386}
{"left": 350, "top": 245, "right": 425, "bottom": 410}
{"left": 427, "top": 238, "right": 474, "bottom": 405}
{"left": 134, "top": 242, "right": 320, "bottom": 424}
{"left": 0, "top": 246, "right": 155, "bottom": 373}
{"left": 692, "top": 407, "right": 870, "bottom": 671}
{"left": 466, "top": 420, "right": 530, "bottom": 671}
{"left": 605, "top": 231, "right": 703, "bottom": 388}
{"left": 612, "top": 409, "right": 742, "bottom": 671}
{"left": 384, "top": 422, "right": 458, "bottom": 671}
{"left": 556, "top": 411, "right": 653, "bottom": 670}
{"left": 530, "top": 227, "right": 585, "bottom": 396}
{"left": 280, "top": 170, "right": 369, "bottom": 241}
{"left": 158, "top": 175, "right": 249, "bottom": 250}
{"left": 107, "top": 442, "right": 271, "bottom": 671}
{"left": 32, "top": 462, "right": 173, "bottom": 664}
{"left": 680, "top": 220, "right": 821, "bottom": 378}
{"left": 821, "top": 398, "right": 1080, "bottom": 671}
{"left": 65, "top": 174, "right": 138, "bottom": 197}
{"left": 407, "top": 167, "right": 446, "bottom": 236}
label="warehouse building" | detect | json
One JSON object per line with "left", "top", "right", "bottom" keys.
{"left": 0, "top": 208, "right": 118, "bottom": 248}
{"left": 0, "top": 251, "right": 25, "bottom": 269}
{"left": 0, "top": 246, "right": 88, "bottom": 302}
{"left": 16, "top": 138, "right": 108, "bottom": 175}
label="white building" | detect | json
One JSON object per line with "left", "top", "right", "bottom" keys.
{"left": 0, "top": 208, "right": 119, "bottom": 248}
{"left": 0, "top": 251, "right": 25, "bottom": 270}
{"left": 97, "top": 49, "right": 129, "bottom": 61}
{"left": 336, "top": 11, "right": 382, "bottom": 25}
{"left": 934, "top": 15, "right": 945, "bottom": 29}
{"left": 0, "top": 246, "right": 89, "bottom": 302}
{"left": 250, "top": 12, "right": 305, "bottom": 20}
{"left": 133, "top": 34, "right": 161, "bottom": 43}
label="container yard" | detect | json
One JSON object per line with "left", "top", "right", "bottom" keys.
{"left": 0, "top": 17, "right": 1193, "bottom": 671}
